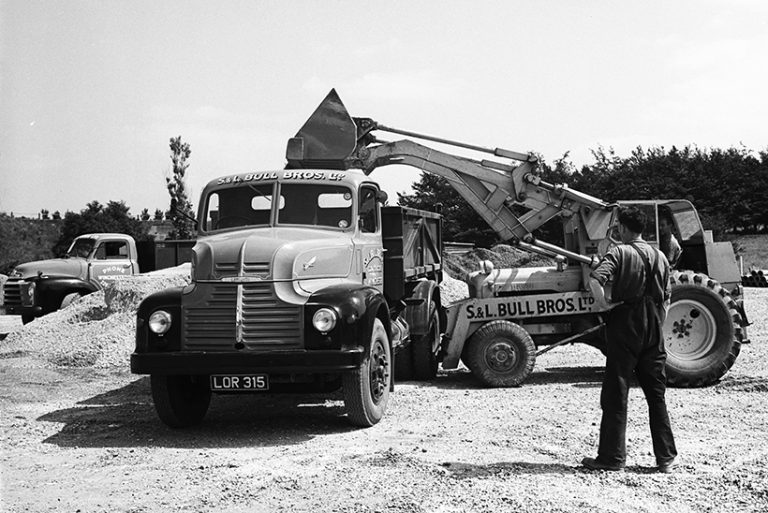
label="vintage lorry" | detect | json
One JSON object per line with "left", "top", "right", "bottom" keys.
{"left": 3, "top": 233, "right": 192, "bottom": 323}
{"left": 132, "top": 89, "right": 748, "bottom": 428}
{"left": 130, "top": 170, "right": 443, "bottom": 427}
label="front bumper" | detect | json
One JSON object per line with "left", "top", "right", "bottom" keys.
{"left": 130, "top": 347, "right": 365, "bottom": 375}
{"left": 3, "top": 304, "right": 41, "bottom": 317}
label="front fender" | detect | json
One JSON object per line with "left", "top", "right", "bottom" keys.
{"left": 31, "top": 275, "right": 98, "bottom": 313}
{"left": 305, "top": 284, "right": 389, "bottom": 351}
{"left": 135, "top": 286, "right": 185, "bottom": 353}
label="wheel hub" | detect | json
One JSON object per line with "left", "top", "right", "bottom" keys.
{"left": 485, "top": 339, "right": 518, "bottom": 371}
{"left": 664, "top": 298, "right": 717, "bottom": 358}
{"left": 369, "top": 340, "right": 389, "bottom": 403}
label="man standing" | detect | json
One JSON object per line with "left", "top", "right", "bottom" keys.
{"left": 582, "top": 206, "right": 677, "bottom": 473}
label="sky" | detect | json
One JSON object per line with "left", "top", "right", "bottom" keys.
{"left": 1, "top": 0, "right": 767, "bottom": 218}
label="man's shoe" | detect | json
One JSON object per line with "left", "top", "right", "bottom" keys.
{"left": 581, "top": 457, "right": 623, "bottom": 472}
{"left": 657, "top": 459, "right": 677, "bottom": 473}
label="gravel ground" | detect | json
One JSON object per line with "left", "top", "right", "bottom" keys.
{"left": 0, "top": 275, "right": 766, "bottom": 512}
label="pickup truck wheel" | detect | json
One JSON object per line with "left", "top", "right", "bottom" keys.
{"left": 663, "top": 271, "right": 743, "bottom": 387}
{"left": 413, "top": 306, "right": 440, "bottom": 380}
{"left": 150, "top": 375, "right": 211, "bottom": 428}
{"left": 465, "top": 320, "right": 536, "bottom": 387}
{"left": 343, "top": 318, "right": 391, "bottom": 427}
{"left": 60, "top": 292, "right": 82, "bottom": 309}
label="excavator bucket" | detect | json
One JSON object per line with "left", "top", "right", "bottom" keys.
{"left": 286, "top": 89, "right": 358, "bottom": 169}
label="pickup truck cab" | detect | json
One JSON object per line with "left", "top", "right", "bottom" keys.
{"left": 3, "top": 233, "right": 140, "bottom": 323}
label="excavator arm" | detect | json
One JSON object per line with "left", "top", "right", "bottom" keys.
{"left": 286, "top": 89, "right": 614, "bottom": 266}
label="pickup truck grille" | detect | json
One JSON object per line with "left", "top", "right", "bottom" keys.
{"left": 183, "top": 282, "right": 302, "bottom": 351}
{"left": 2, "top": 278, "right": 22, "bottom": 308}
{"left": 215, "top": 261, "right": 271, "bottom": 278}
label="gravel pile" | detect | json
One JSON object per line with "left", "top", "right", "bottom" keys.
{"left": 440, "top": 272, "right": 470, "bottom": 305}
{"left": 0, "top": 265, "right": 190, "bottom": 369}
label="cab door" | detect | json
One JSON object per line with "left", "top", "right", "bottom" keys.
{"left": 354, "top": 184, "right": 384, "bottom": 291}
{"left": 88, "top": 239, "right": 135, "bottom": 285}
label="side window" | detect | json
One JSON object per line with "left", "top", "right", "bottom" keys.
{"left": 96, "top": 241, "right": 129, "bottom": 260}
{"left": 359, "top": 186, "right": 378, "bottom": 233}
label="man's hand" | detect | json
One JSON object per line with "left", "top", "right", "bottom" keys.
{"left": 588, "top": 277, "right": 612, "bottom": 311}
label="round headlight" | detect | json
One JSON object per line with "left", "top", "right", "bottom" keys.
{"left": 148, "top": 310, "right": 172, "bottom": 334}
{"left": 312, "top": 308, "right": 338, "bottom": 333}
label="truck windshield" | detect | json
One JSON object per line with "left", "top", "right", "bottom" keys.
{"left": 66, "top": 238, "right": 95, "bottom": 258}
{"left": 204, "top": 183, "right": 353, "bottom": 231}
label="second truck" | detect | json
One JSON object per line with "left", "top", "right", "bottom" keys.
{"left": 131, "top": 90, "right": 749, "bottom": 428}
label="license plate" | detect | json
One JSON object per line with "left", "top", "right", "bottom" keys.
{"left": 210, "top": 374, "right": 269, "bottom": 391}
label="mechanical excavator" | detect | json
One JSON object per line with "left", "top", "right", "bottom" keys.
{"left": 286, "top": 89, "right": 748, "bottom": 389}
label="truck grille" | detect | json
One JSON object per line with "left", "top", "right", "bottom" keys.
{"left": 215, "top": 261, "right": 271, "bottom": 278}
{"left": 2, "top": 278, "right": 22, "bottom": 308}
{"left": 183, "top": 282, "right": 302, "bottom": 351}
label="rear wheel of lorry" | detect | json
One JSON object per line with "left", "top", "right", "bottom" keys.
{"left": 465, "top": 320, "right": 536, "bottom": 387}
{"left": 413, "top": 306, "right": 440, "bottom": 380}
{"left": 664, "top": 271, "right": 743, "bottom": 387}
{"left": 150, "top": 375, "right": 212, "bottom": 428}
{"left": 343, "top": 318, "right": 391, "bottom": 427}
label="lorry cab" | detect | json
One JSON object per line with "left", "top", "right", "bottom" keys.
{"left": 194, "top": 169, "right": 387, "bottom": 296}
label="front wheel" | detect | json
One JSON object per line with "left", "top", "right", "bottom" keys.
{"left": 465, "top": 320, "right": 536, "bottom": 387}
{"left": 150, "top": 375, "right": 212, "bottom": 428}
{"left": 343, "top": 318, "right": 391, "bottom": 427}
{"left": 663, "top": 271, "right": 743, "bottom": 387}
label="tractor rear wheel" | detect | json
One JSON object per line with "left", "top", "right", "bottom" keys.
{"left": 465, "top": 320, "right": 536, "bottom": 387}
{"left": 663, "top": 271, "right": 743, "bottom": 387}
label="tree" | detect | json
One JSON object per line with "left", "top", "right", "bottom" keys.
{"left": 140, "top": 208, "right": 151, "bottom": 221}
{"left": 0, "top": 213, "right": 59, "bottom": 274}
{"left": 52, "top": 200, "right": 150, "bottom": 256}
{"left": 154, "top": 208, "right": 164, "bottom": 221}
{"left": 166, "top": 136, "right": 195, "bottom": 239}
{"left": 40, "top": 209, "right": 50, "bottom": 220}
{"left": 52, "top": 211, "right": 61, "bottom": 220}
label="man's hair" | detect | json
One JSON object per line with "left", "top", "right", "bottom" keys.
{"left": 617, "top": 206, "right": 646, "bottom": 234}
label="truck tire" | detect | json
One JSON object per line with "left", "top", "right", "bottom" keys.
{"left": 465, "top": 320, "right": 536, "bottom": 387}
{"left": 413, "top": 306, "right": 440, "bottom": 380}
{"left": 150, "top": 375, "right": 212, "bottom": 428}
{"left": 664, "top": 271, "right": 743, "bottom": 387}
{"left": 60, "top": 292, "right": 82, "bottom": 309}
{"left": 343, "top": 318, "right": 391, "bottom": 427}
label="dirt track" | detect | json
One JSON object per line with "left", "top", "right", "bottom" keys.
{"left": 1, "top": 289, "right": 767, "bottom": 513}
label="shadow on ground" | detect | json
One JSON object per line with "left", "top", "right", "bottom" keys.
{"left": 39, "top": 376, "right": 356, "bottom": 449}
{"left": 439, "top": 460, "right": 665, "bottom": 478}
{"left": 419, "top": 365, "right": 604, "bottom": 390}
